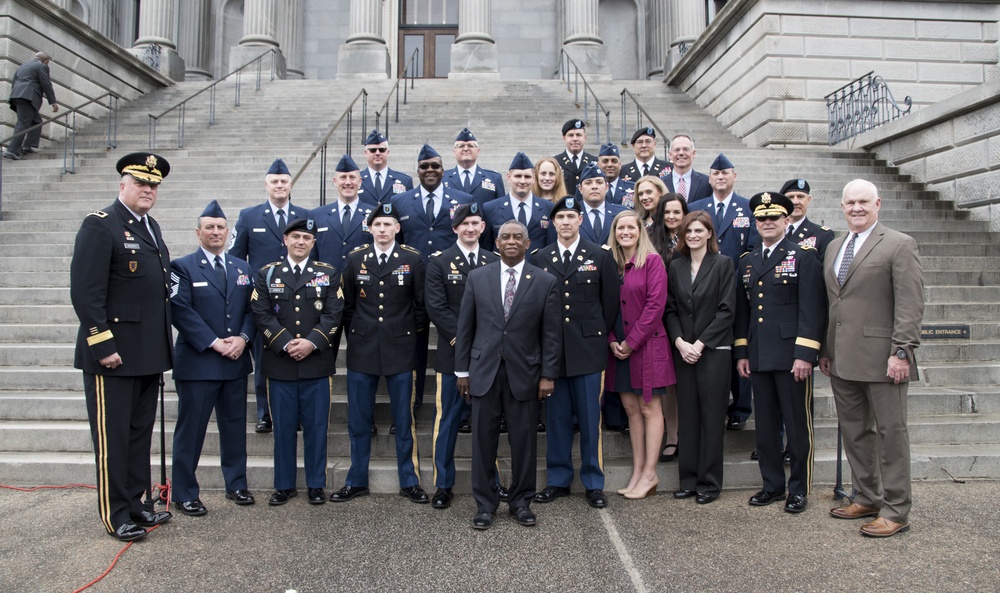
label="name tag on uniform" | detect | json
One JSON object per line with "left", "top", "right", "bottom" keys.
{"left": 123, "top": 242, "right": 140, "bottom": 249}
{"left": 253, "top": 228, "right": 267, "bottom": 232}
{"left": 400, "top": 215, "right": 410, "bottom": 221}
{"left": 446, "top": 273, "right": 463, "bottom": 281}
{"left": 317, "top": 227, "right": 329, "bottom": 232}
{"left": 356, "top": 274, "right": 370, "bottom": 282}
{"left": 192, "top": 281, "right": 208, "bottom": 287}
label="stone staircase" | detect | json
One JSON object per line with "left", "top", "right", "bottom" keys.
{"left": 0, "top": 77, "right": 998, "bottom": 494}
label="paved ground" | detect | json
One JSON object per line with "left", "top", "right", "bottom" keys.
{"left": 1, "top": 481, "right": 998, "bottom": 593}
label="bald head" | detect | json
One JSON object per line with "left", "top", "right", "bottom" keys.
{"left": 35, "top": 52, "right": 50, "bottom": 64}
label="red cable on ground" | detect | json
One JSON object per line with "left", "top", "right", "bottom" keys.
{"left": 71, "top": 525, "right": 161, "bottom": 593}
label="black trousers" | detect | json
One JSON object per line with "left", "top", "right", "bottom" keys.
{"left": 675, "top": 348, "right": 731, "bottom": 497}
{"left": 8, "top": 98, "right": 41, "bottom": 155}
{"left": 751, "top": 371, "right": 814, "bottom": 495}
{"left": 83, "top": 373, "right": 159, "bottom": 533}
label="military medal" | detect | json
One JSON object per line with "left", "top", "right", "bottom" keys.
{"left": 315, "top": 300, "right": 323, "bottom": 311}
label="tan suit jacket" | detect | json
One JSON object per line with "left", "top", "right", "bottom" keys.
{"left": 822, "top": 222, "right": 924, "bottom": 382}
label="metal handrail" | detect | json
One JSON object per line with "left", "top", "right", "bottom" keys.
{"left": 374, "top": 48, "right": 421, "bottom": 139}
{"left": 825, "top": 71, "right": 912, "bottom": 146}
{"left": 291, "top": 89, "right": 368, "bottom": 207}
{"left": 148, "top": 48, "right": 278, "bottom": 149}
{"left": 0, "top": 91, "right": 120, "bottom": 216}
{"left": 557, "top": 49, "right": 612, "bottom": 145}
{"left": 620, "top": 88, "right": 669, "bottom": 161}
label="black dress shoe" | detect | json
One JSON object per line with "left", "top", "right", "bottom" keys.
{"left": 782, "top": 450, "right": 792, "bottom": 464}
{"left": 748, "top": 490, "right": 786, "bottom": 507}
{"left": 307, "top": 488, "right": 326, "bottom": 505}
{"left": 432, "top": 488, "right": 454, "bottom": 509}
{"left": 784, "top": 494, "right": 807, "bottom": 513}
{"left": 536, "top": 421, "right": 546, "bottom": 433}
{"left": 225, "top": 489, "right": 256, "bottom": 505}
{"left": 499, "top": 416, "right": 507, "bottom": 433}
{"left": 268, "top": 489, "right": 298, "bottom": 506}
{"left": 509, "top": 506, "right": 537, "bottom": 527}
{"left": 371, "top": 423, "right": 378, "bottom": 435}
{"left": 533, "top": 486, "right": 571, "bottom": 503}
{"left": 255, "top": 418, "right": 272, "bottom": 433}
{"left": 400, "top": 485, "right": 429, "bottom": 504}
{"left": 750, "top": 450, "right": 759, "bottom": 460}
{"left": 458, "top": 419, "right": 472, "bottom": 434}
{"left": 495, "top": 484, "right": 509, "bottom": 502}
{"left": 389, "top": 423, "right": 396, "bottom": 435}
{"left": 695, "top": 494, "right": 718, "bottom": 505}
{"left": 673, "top": 489, "right": 697, "bottom": 499}
{"left": 330, "top": 485, "right": 369, "bottom": 502}
{"left": 586, "top": 489, "right": 608, "bottom": 508}
{"left": 726, "top": 416, "right": 746, "bottom": 430}
{"left": 175, "top": 499, "right": 207, "bottom": 516}
{"left": 659, "top": 443, "right": 678, "bottom": 463}
{"left": 131, "top": 509, "right": 172, "bottom": 527}
{"left": 21, "top": 147, "right": 36, "bottom": 154}
{"left": 471, "top": 511, "right": 495, "bottom": 530}
{"left": 110, "top": 522, "right": 147, "bottom": 542}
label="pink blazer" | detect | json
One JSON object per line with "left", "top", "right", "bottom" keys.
{"left": 605, "top": 252, "right": 676, "bottom": 399}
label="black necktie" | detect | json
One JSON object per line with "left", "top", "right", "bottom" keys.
{"left": 380, "top": 253, "right": 388, "bottom": 270}
{"left": 468, "top": 252, "right": 476, "bottom": 269}
{"left": 276, "top": 209, "right": 286, "bottom": 235}
{"left": 214, "top": 255, "right": 226, "bottom": 289}
{"left": 715, "top": 202, "right": 725, "bottom": 226}
{"left": 573, "top": 155, "right": 579, "bottom": 170}
{"left": 293, "top": 263, "right": 302, "bottom": 282}
{"left": 517, "top": 202, "right": 527, "bottom": 225}
{"left": 426, "top": 194, "right": 435, "bottom": 221}
{"left": 591, "top": 208, "right": 603, "bottom": 238}
{"left": 563, "top": 249, "right": 572, "bottom": 270}
{"left": 139, "top": 216, "right": 156, "bottom": 247}
{"left": 374, "top": 171, "right": 383, "bottom": 196}
{"left": 762, "top": 248, "right": 770, "bottom": 262}
{"left": 463, "top": 170, "right": 472, "bottom": 192}
{"left": 642, "top": 164, "right": 649, "bottom": 178}
{"left": 786, "top": 224, "right": 795, "bottom": 237}
{"left": 342, "top": 204, "right": 352, "bottom": 234}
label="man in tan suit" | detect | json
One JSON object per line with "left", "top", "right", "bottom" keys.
{"left": 819, "top": 179, "right": 923, "bottom": 538}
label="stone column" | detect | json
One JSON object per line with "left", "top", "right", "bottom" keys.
{"left": 647, "top": 0, "right": 668, "bottom": 78}
{"left": 51, "top": 0, "right": 72, "bottom": 11}
{"left": 561, "top": 0, "right": 611, "bottom": 80}
{"left": 337, "top": 0, "right": 389, "bottom": 79}
{"left": 130, "top": 0, "right": 186, "bottom": 81}
{"left": 450, "top": 0, "right": 499, "bottom": 79}
{"left": 230, "top": 0, "right": 287, "bottom": 79}
{"left": 177, "top": 0, "right": 211, "bottom": 80}
{"left": 277, "top": 0, "right": 305, "bottom": 79}
{"left": 88, "top": 0, "right": 115, "bottom": 39}
{"left": 666, "top": 0, "right": 706, "bottom": 73}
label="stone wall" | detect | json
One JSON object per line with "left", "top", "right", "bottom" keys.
{"left": 854, "top": 78, "right": 1000, "bottom": 230}
{"left": 666, "top": 0, "right": 1000, "bottom": 147}
{"left": 0, "top": 0, "right": 171, "bottom": 144}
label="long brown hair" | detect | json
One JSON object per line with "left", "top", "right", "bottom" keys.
{"left": 532, "top": 156, "right": 567, "bottom": 201}
{"left": 649, "top": 193, "right": 689, "bottom": 262}
{"left": 677, "top": 210, "right": 719, "bottom": 256}
{"left": 634, "top": 176, "right": 668, "bottom": 220}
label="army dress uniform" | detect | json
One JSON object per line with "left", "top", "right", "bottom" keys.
{"left": 734, "top": 193, "right": 827, "bottom": 505}
{"left": 70, "top": 153, "right": 173, "bottom": 540}
{"left": 787, "top": 218, "right": 835, "bottom": 262}
{"left": 251, "top": 233, "right": 344, "bottom": 494}
{"left": 340, "top": 225, "right": 428, "bottom": 492}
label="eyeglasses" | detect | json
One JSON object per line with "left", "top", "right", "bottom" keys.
{"left": 366, "top": 147, "right": 388, "bottom": 154}
{"left": 756, "top": 215, "right": 783, "bottom": 222}
{"left": 418, "top": 162, "right": 443, "bottom": 171}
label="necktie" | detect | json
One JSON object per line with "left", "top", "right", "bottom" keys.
{"left": 786, "top": 224, "right": 795, "bottom": 238}
{"left": 591, "top": 208, "right": 603, "bottom": 238}
{"left": 503, "top": 268, "right": 516, "bottom": 321}
{"left": 139, "top": 216, "right": 157, "bottom": 247}
{"left": 715, "top": 202, "right": 725, "bottom": 226}
{"left": 837, "top": 233, "right": 858, "bottom": 286}
{"left": 573, "top": 155, "right": 579, "bottom": 170}
{"left": 214, "top": 255, "right": 227, "bottom": 289}
{"left": 762, "top": 248, "right": 771, "bottom": 262}
{"left": 374, "top": 171, "right": 383, "bottom": 196}
{"left": 677, "top": 175, "right": 687, "bottom": 200}
{"left": 517, "top": 202, "right": 527, "bottom": 225}
{"left": 342, "top": 205, "right": 352, "bottom": 234}
{"left": 426, "top": 194, "right": 435, "bottom": 221}
{"left": 563, "top": 249, "right": 572, "bottom": 270}
{"left": 642, "top": 164, "right": 649, "bottom": 178}
{"left": 293, "top": 263, "right": 302, "bottom": 281}
{"left": 276, "top": 209, "right": 286, "bottom": 235}
{"left": 380, "top": 253, "right": 388, "bottom": 270}
{"left": 468, "top": 252, "right": 477, "bottom": 269}
{"left": 463, "top": 170, "right": 472, "bottom": 192}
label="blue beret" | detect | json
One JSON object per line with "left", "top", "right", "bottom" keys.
{"left": 267, "top": 158, "right": 290, "bottom": 176}
{"left": 284, "top": 217, "right": 316, "bottom": 236}
{"left": 780, "top": 178, "right": 810, "bottom": 194}
{"left": 455, "top": 128, "right": 477, "bottom": 142}
{"left": 418, "top": 144, "right": 441, "bottom": 161}
{"left": 551, "top": 195, "right": 583, "bottom": 215}
{"left": 630, "top": 126, "right": 656, "bottom": 144}
{"left": 598, "top": 143, "right": 620, "bottom": 157}
{"left": 579, "top": 162, "right": 606, "bottom": 181}
{"left": 199, "top": 199, "right": 226, "bottom": 219}
{"left": 364, "top": 129, "right": 387, "bottom": 145}
{"left": 562, "top": 119, "right": 585, "bottom": 135}
{"left": 709, "top": 153, "right": 735, "bottom": 171}
{"left": 451, "top": 202, "right": 483, "bottom": 228}
{"left": 335, "top": 154, "right": 360, "bottom": 172}
{"left": 368, "top": 201, "right": 400, "bottom": 226}
{"left": 509, "top": 151, "right": 534, "bottom": 170}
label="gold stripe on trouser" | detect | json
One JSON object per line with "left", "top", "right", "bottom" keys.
{"left": 95, "top": 375, "right": 113, "bottom": 533}
{"left": 597, "top": 371, "right": 605, "bottom": 473}
{"left": 804, "top": 374, "right": 814, "bottom": 495}
{"left": 409, "top": 370, "right": 421, "bottom": 483}
{"left": 431, "top": 373, "right": 444, "bottom": 486}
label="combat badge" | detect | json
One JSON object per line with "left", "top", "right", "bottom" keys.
{"left": 129, "top": 261, "right": 138, "bottom": 273}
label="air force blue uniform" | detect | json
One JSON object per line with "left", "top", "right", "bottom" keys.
{"left": 392, "top": 186, "right": 474, "bottom": 262}
{"left": 312, "top": 201, "right": 374, "bottom": 272}
{"left": 358, "top": 168, "right": 413, "bottom": 205}
{"left": 444, "top": 166, "right": 505, "bottom": 209}
{"left": 605, "top": 179, "right": 635, "bottom": 208}
{"left": 482, "top": 195, "right": 553, "bottom": 249}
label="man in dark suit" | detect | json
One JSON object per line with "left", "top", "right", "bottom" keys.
{"left": 597, "top": 143, "right": 635, "bottom": 207}
{"left": 332, "top": 203, "right": 430, "bottom": 504}
{"left": 456, "top": 220, "right": 562, "bottom": 530}
{"left": 531, "top": 196, "right": 619, "bottom": 509}
{"left": 620, "top": 127, "right": 671, "bottom": 184}
{"left": 554, "top": 119, "right": 597, "bottom": 195}
{"left": 780, "top": 178, "right": 835, "bottom": 261}
{"left": 425, "top": 203, "right": 499, "bottom": 509}
{"left": 444, "top": 128, "right": 505, "bottom": 209}
{"left": 821, "top": 179, "right": 924, "bottom": 538}
{"left": 169, "top": 201, "right": 257, "bottom": 516}
{"left": 251, "top": 218, "right": 344, "bottom": 506}
{"left": 357, "top": 129, "right": 413, "bottom": 205}
{"left": 735, "top": 192, "right": 827, "bottom": 515}
{"left": 483, "top": 152, "right": 553, "bottom": 249}
{"left": 665, "top": 134, "right": 712, "bottom": 202}
{"left": 4, "top": 51, "right": 57, "bottom": 160}
{"left": 70, "top": 152, "right": 173, "bottom": 542}
{"left": 688, "top": 153, "right": 758, "bottom": 430}
{"left": 229, "top": 158, "right": 309, "bottom": 433}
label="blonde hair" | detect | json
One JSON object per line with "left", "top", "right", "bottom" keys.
{"left": 607, "top": 210, "right": 657, "bottom": 270}
{"left": 634, "top": 176, "right": 668, "bottom": 220}
{"left": 532, "top": 156, "right": 567, "bottom": 201}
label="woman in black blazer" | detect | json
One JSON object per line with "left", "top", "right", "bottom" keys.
{"left": 665, "top": 211, "right": 736, "bottom": 504}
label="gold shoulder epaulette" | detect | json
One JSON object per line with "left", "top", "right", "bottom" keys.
{"left": 430, "top": 251, "right": 443, "bottom": 258}
{"left": 530, "top": 248, "right": 541, "bottom": 255}
{"left": 601, "top": 244, "right": 611, "bottom": 251}
{"left": 740, "top": 252, "right": 750, "bottom": 258}
{"left": 350, "top": 244, "right": 370, "bottom": 253}
{"left": 821, "top": 226, "right": 831, "bottom": 231}
{"left": 800, "top": 244, "right": 815, "bottom": 250}
{"left": 400, "top": 244, "right": 421, "bottom": 254}
{"left": 313, "top": 261, "right": 335, "bottom": 268}
{"left": 86, "top": 211, "right": 109, "bottom": 218}
{"left": 263, "top": 261, "right": 282, "bottom": 268}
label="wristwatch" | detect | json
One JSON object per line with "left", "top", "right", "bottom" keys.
{"left": 894, "top": 348, "right": 908, "bottom": 360}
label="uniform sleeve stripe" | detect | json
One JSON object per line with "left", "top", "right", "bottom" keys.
{"left": 795, "top": 337, "right": 821, "bottom": 350}
{"left": 734, "top": 338, "right": 748, "bottom": 347}
{"left": 87, "top": 330, "right": 114, "bottom": 346}
{"left": 267, "top": 328, "right": 286, "bottom": 347}
{"left": 310, "top": 327, "right": 331, "bottom": 346}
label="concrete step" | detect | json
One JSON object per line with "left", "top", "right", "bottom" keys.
{"left": 920, "top": 362, "right": 1000, "bottom": 386}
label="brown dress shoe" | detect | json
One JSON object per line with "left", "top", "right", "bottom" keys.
{"left": 829, "top": 502, "right": 880, "bottom": 519}
{"left": 860, "top": 517, "right": 910, "bottom": 538}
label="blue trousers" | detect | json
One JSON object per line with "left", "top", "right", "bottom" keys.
{"left": 172, "top": 377, "right": 249, "bottom": 501}
{"left": 346, "top": 371, "right": 420, "bottom": 488}
{"left": 546, "top": 373, "right": 604, "bottom": 490}
{"left": 432, "top": 373, "right": 462, "bottom": 489}
{"left": 252, "top": 335, "right": 269, "bottom": 421}
{"left": 268, "top": 377, "right": 330, "bottom": 490}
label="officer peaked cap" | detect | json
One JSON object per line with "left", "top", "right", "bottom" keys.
{"left": 116, "top": 152, "right": 169, "bottom": 184}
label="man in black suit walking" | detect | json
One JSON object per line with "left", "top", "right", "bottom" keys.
{"left": 5, "top": 51, "right": 58, "bottom": 160}
{"left": 456, "top": 220, "right": 561, "bottom": 530}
